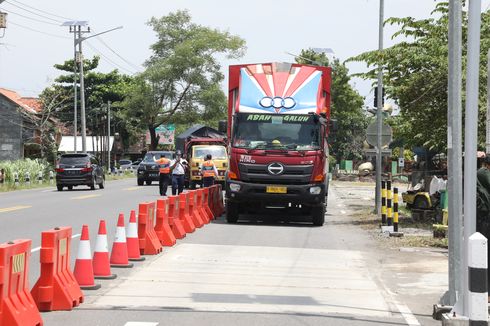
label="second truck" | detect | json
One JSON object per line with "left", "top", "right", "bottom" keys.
{"left": 224, "top": 62, "right": 332, "bottom": 225}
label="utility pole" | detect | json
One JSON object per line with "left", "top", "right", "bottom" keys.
{"left": 375, "top": 0, "right": 384, "bottom": 217}
{"left": 78, "top": 26, "right": 88, "bottom": 153}
{"left": 69, "top": 26, "right": 79, "bottom": 153}
{"left": 447, "top": 0, "right": 463, "bottom": 308}
{"left": 107, "top": 101, "right": 111, "bottom": 172}
{"left": 463, "top": 0, "right": 481, "bottom": 316}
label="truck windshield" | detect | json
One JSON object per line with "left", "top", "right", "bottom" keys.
{"left": 193, "top": 146, "right": 227, "bottom": 159}
{"left": 232, "top": 113, "right": 321, "bottom": 150}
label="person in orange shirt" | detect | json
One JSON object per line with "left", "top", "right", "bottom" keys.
{"left": 154, "top": 154, "right": 171, "bottom": 196}
{"left": 200, "top": 154, "right": 218, "bottom": 187}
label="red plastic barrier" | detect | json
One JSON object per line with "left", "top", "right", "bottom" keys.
{"left": 178, "top": 193, "right": 195, "bottom": 233}
{"left": 196, "top": 189, "right": 210, "bottom": 224}
{"left": 155, "top": 199, "right": 176, "bottom": 246}
{"left": 202, "top": 188, "right": 215, "bottom": 221}
{"left": 138, "top": 202, "right": 163, "bottom": 255}
{"left": 0, "top": 239, "right": 42, "bottom": 326}
{"left": 168, "top": 196, "right": 186, "bottom": 239}
{"left": 31, "top": 227, "right": 84, "bottom": 312}
{"left": 187, "top": 191, "right": 204, "bottom": 228}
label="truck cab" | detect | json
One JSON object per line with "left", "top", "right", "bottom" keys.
{"left": 188, "top": 144, "right": 228, "bottom": 188}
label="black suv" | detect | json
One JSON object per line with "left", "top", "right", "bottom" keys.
{"left": 137, "top": 151, "right": 173, "bottom": 186}
{"left": 56, "top": 153, "right": 105, "bottom": 191}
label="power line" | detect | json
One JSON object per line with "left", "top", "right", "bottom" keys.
{"left": 8, "top": 21, "right": 70, "bottom": 39}
{"left": 93, "top": 35, "right": 142, "bottom": 72}
{"left": 85, "top": 41, "right": 136, "bottom": 75}
{"left": 3, "top": 1, "right": 64, "bottom": 24}
{"left": 0, "top": 8, "right": 60, "bottom": 26}
{"left": 7, "top": 0, "right": 74, "bottom": 21}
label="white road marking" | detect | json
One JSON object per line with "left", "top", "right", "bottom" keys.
{"left": 383, "top": 285, "right": 421, "bottom": 325}
{"left": 340, "top": 210, "right": 346, "bottom": 215}
{"left": 42, "top": 189, "right": 54, "bottom": 193}
{"left": 123, "top": 187, "right": 143, "bottom": 191}
{"left": 31, "top": 233, "right": 80, "bottom": 253}
{"left": 124, "top": 323, "right": 158, "bottom": 326}
{"left": 363, "top": 197, "right": 371, "bottom": 201}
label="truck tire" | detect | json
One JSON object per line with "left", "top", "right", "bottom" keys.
{"left": 137, "top": 179, "right": 144, "bottom": 186}
{"left": 146, "top": 180, "right": 152, "bottom": 186}
{"left": 57, "top": 185, "right": 63, "bottom": 191}
{"left": 226, "top": 201, "right": 239, "bottom": 223}
{"left": 414, "top": 195, "right": 430, "bottom": 210}
{"left": 312, "top": 205, "right": 325, "bottom": 226}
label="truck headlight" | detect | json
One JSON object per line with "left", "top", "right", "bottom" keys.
{"left": 229, "top": 183, "right": 241, "bottom": 192}
{"left": 310, "top": 186, "right": 321, "bottom": 195}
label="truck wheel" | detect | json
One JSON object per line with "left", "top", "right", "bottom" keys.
{"left": 137, "top": 179, "right": 144, "bottom": 186}
{"left": 57, "top": 185, "right": 63, "bottom": 191}
{"left": 312, "top": 205, "right": 325, "bottom": 226}
{"left": 146, "top": 180, "right": 152, "bottom": 186}
{"left": 226, "top": 201, "right": 239, "bottom": 223}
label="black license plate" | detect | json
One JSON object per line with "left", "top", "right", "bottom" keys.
{"left": 150, "top": 173, "right": 158, "bottom": 177}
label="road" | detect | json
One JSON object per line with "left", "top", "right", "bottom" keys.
{"left": 0, "top": 178, "right": 446, "bottom": 325}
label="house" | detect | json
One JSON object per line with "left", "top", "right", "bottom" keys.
{"left": 0, "top": 88, "right": 55, "bottom": 161}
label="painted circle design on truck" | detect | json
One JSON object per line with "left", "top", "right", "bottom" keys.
{"left": 259, "top": 96, "right": 296, "bottom": 109}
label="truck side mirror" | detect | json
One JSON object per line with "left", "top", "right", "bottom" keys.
{"left": 329, "top": 119, "right": 338, "bottom": 132}
{"left": 218, "top": 120, "right": 227, "bottom": 134}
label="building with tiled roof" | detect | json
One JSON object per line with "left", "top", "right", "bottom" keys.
{"left": 0, "top": 88, "right": 54, "bottom": 160}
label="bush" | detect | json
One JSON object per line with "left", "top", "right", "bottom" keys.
{"left": 0, "top": 159, "right": 52, "bottom": 184}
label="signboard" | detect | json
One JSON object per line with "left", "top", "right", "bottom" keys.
{"left": 398, "top": 157, "right": 405, "bottom": 167}
{"left": 366, "top": 122, "right": 392, "bottom": 147}
{"left": 146, "top": 124, "right": 175, "bottom": 145}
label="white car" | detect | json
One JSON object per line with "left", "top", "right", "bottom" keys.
{"left": 119, "top": 159, "right": 133, "bottom": 171}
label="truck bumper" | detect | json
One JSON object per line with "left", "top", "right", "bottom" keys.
{"left": 225, "top": 180, "right": 326, "bottom": 207}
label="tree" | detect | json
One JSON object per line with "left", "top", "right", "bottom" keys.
{"left": 295, "top": 49, "right": 367, "bottom": 161}
{"left": 350, "top": 2, "right": 490, "bottom": 152}
{"left": 45, "top": 56, "right": 136, "bottom": 153}
{"left": 122, "top": 10, "right": 246, "bottom": 150}
{"left": 19, "top": 87, "right": 70, "bottom": 163}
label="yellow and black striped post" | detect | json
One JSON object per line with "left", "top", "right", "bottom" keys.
{"left": 393, "top": 187, "right": 399, "bottom": 232}
{"left": 387, "top": 180, "right": 393, "bottom": 226}
{"left": 381, "top": 180, "right": 387, "bottom": 225}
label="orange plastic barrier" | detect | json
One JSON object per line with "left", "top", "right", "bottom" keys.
{"left": 188, "top": 191, "right": 204, "bottom": 228}
{"left": 0, "top": 239, "right": 43, "bottom": 326}
{"left": 196, "top": 189, "right": 210, "bottom": 224}
{"left": 155, "top": 199, "right": 176, "bottom": 246}
{"left": 202, "top": 188, "right": 215, "bottom": 221}
{"left": 210, "top": 185, "right": 220, "bottom": 218}
{"left": 138, "top": 202, "right": 163, "bottom": 255}
{"left": 178, "top": 193, "right": 196, "bottom": 233}
{"left": 168, "top": 196, "right": 186, "bottom": 239}
{"left": 31, "top": 227, "right": 84, "bottom": 312}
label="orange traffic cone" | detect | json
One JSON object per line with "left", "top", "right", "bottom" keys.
{"left": 126, "top": 210, "right": 145, "bottom": 261}
{"left": 93, "top": 220, "right": 117, "bottom": 279}
{"left": 74, "top": 225, "right": 101, "bottom": 290}
{"left": 110, "top": 214, "right": 134, "bottom": 268}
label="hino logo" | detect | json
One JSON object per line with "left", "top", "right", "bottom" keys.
{"left": 267, "top": 162, "right": 284, "bottom": 175}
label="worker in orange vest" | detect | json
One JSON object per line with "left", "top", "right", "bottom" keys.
{"left": 154, "top": 154, "right": 171, "bottom": 196}
{"left": 200, "top": 154, "right": 218, "bottom": 188}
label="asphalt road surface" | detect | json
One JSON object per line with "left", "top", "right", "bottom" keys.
{"left": 0, "top": 178, "right": 442, "bottom": 325}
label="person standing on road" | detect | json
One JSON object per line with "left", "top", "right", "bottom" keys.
{"left": 154, "top": 155, "right": 171, "bottom": 196}
{"left": 170, "top": 150, "right": 187, "bottom": 195}
{"left": 477, "top": 155, "right": 490, "bottom": 301}
{"left": 200, "top": 154, "right": 218, "bottom": 187}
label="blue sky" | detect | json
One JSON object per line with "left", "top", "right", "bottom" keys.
{"left": 0, "top": 0, "right": 488, "bottom": 107}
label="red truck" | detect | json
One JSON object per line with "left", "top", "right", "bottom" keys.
{"left": 224, "top": 62, "right": 332, "bottom": 225}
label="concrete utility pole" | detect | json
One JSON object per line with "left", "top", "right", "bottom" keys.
{"left": 73, "top": 28, "right": 78, "bottom": 153}
{"left": 107, "top": 101, "right": 111, "bottom": 171}
{"left": 376, "top": 0, "right": 384, "bottom": 217}
{"left": 78, "top": 26, "right": 87, "bottom": 153}
{"left": 447, "top": 0, "right": 463, "bottom": 308}
{"left": 463, "top": 0, "right": 481, "bottom": 316}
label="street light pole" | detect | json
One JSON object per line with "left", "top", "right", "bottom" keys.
{"left": 73, "top": 25, "right": 123, "bottom": 153}
{"left": 376, "top": 0, "right": 384, "bottom": 217}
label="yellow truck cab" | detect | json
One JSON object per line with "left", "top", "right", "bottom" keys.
{"left": 189, "top": 144, "right": 228, "bottom": 188}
